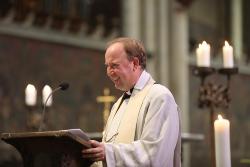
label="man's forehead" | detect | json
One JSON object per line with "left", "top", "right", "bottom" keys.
{"left": 107, "top": 42, "right": 124, "bottom": 53}
{"left": 105, "top": 55, "right": 122, "bottom": 64}
{"left": 105, "top": 45, "right": 127, "bottom": 60}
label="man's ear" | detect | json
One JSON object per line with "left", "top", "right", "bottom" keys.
{"left": 132, "top": 57, "right": 140, "bottom": 70}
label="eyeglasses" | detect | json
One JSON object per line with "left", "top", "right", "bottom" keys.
{"left": 104, "top": 132, "right": 119, "bottom": 142}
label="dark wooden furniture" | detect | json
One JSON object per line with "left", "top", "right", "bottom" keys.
{"left": 1, "top": 130, "right": 93, "bottom": 167}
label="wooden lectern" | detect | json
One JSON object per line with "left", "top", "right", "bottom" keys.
{"left": 1, "top": 129, "right": 93, "bottom": 167}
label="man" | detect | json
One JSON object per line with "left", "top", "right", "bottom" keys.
{"left": 82, "top": 37, "right": 181, "bottom": 167}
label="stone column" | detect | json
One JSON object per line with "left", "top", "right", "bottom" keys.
{"left": 155, "top": 0, "right": 171, "bottom": 85}
{"left": 122, "top": 0, "right": 141, "bottom": 39}
{"left": 231, "top": 0, "right": 242, "bottom": 61}
{"left": 143, "top": 0, "right": 157, "bottom": 78}
{"left": 170, "top": 2, "right": 190, "bottom": 167}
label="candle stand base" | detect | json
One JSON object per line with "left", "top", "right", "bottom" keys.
{"left": 192, "top": 66, "right": 238, "bottom": 167}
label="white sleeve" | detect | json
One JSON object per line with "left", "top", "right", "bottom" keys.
{"left": 104, "top": 91, "right": 180, "bottom": 167}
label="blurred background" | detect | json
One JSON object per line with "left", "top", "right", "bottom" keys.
{"left": 0, "top": 0, "right": 249, "bottom": 166}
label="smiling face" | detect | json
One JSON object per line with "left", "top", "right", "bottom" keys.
{"left": 105, "top": 43, "right": 140, "bottom": 91}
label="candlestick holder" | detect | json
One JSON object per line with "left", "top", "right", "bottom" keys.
{"left": 25, "top": 105, "right": 42, "bottom": 131}
{"left": 193, "top": 66, "right": 238, "bottom": 167}
{"left": 25, "top": 103, "right": 52, "bottom": 131}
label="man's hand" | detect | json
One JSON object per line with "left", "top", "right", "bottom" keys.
{"left": 82, "top": 140, "right": 105, "bottom": 162}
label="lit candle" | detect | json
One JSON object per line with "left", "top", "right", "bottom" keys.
{"left": 223, "top": 41, "right": 234, "bottom": 68}
{"left": 42, "top": 85, "right": 53, "bottom": 106}
{"left": 214, "top": 115, "right": 231, "bottom": 167}
{"left": 196, "top": 41, "right": 210, "bottom": 67}
{"left": 25, "top": 84, "right": 37, "bottom": 106}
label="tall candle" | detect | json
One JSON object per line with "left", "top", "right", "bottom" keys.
{"left": 196, "top": 41, "right": 210, "bottom": 67}
{"left": 42, "top": 85, "right": 52, "bottom": 106}
{"left": 223, "top": 41, "right": 234, "bottom": 68}
{"left": 25, "top": 84, "right": 37, "bottom": 106}
{"left": 214, "top": 115, "right": 231, "bottom": 167}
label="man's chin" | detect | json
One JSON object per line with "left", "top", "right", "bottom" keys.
{"left": 114, "top": 84, "right": 126, "bottom": 91}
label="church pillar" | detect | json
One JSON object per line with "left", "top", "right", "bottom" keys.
{"left": 122, "top": 0, "right": 141, "bottom": 39}
{"left": 155, "top": 0, "right": 171, "bottom": 85}
{"left": 231, "top": 0, "right": 243, "bottom": 61}
{"left": 169, "top": 2, "right": 190, "bottom": 167}
{"left": 143, "top": 0, "right": 157, "bottom": 78}
{"left": 122, "top": 0, "right": 158, "bottom": 78}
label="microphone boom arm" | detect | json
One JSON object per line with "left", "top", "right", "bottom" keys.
{"left": 38, "top": 87, "right": 61, "bottom": 132}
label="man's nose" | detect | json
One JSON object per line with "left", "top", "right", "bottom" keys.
{"left": 109, "top": 71, "right": 115, "bottom": 77}
{"left": 107, "top": 68, "right": 114, "bottom": 76}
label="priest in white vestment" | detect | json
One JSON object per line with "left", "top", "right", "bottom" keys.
{"left": 82, "top": 37, "right": 181, "bottom": 167}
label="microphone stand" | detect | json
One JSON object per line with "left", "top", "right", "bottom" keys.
{"left": 38, "top": 87, "right": 61, "bottom": 132}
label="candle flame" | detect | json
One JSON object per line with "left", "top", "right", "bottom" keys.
{"left": 202, "top": 41, "right": 207, "bottom": 45}
{"left": 26, "top": 84, "right": 36, "bottom": 91}
{"left": 225, "top": 41, "right": 230, "bottom": 47}
{"left": 201, "top": 41, "right": 210, "bottom": 48}
{"left": 25, "top": 84, "right": 37, "bottom": 106}
{"left": 218, "top": 114, "right": 223, "bottom": 120}
{"left": 43, "top": 85, "right": 52, "bottom": 92}
{"left": 42, "top": 85, "right": 53, "bottom": 106}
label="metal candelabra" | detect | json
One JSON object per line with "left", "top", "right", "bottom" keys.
{"left": 193, "top": 66, "right": 238, "bottom": 167}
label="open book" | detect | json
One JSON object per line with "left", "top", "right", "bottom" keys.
{"left": 60, "top": 129, "right": 91, "bottom": 147}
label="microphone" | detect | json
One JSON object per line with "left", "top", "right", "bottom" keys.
{"left": 59, "top": 82, "right": 69, "bottom": 91}
{"left": 38, "top": 82, "right": 69, "bottom": 131}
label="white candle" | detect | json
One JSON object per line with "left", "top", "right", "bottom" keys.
{"left": 223, "top": 41, "right": 234, "bottom": 68}
{"left": 42, "top": 85, "right": 53, "bottom": 106}
{"left": 214, "top": 115, "right": 231, "bottom": 167}
{"left": 25, "top": 84, "right": 37, "bottom": 106}
{"left": 196, "top": 41, "right": 210, "bottom": 67}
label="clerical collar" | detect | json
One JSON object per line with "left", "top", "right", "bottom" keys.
{"left": 117, "top": 71, "right": 149, "bottom": 110}
{"left": 133, "top": 70, "right": 150, "bottom": 90}
{"left": 123, "top": 70, "right": 149, "bottom": 99}
{"left": 125, "top": 87, "right": 134, "bottom": 95}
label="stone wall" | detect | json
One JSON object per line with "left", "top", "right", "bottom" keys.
{"left": 0, "top": 34, "right": 120, "bottom": 166}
